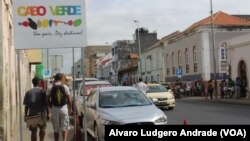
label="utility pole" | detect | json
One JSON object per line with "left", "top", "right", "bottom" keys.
{"left": 210, "top": 0, "right": 217, "bottom": 97}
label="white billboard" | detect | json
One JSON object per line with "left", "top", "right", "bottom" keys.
{"left": 13, "top": 0, "right": 87, "bottom": 49}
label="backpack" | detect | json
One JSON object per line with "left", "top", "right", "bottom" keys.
{"left": 50, "top": 85, "right": 67, "bottom": 106}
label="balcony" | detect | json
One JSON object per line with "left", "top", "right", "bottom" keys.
{"left": 118, "top": 60, "right": 138, "bottom": 73}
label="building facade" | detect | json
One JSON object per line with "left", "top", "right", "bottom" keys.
{"left": 0, "top": 2, "right": 49, "bottom": 141}
{"left": 71, "top": 45, "right": 112, "bottom": 78}
{"left": 111, "top": 40, "right": 137, "bottom": 85}
{"left": 162, "top": 11, "right": 250, "bottom": 84}
{"left": 96, "top": 52, "right": 113, "bottom": 82}
{"left": 225, "top": 33, "right": 250, "bottom": 98}
{"left": 141, "top": 41, "right": 165, "bottom": 83}
{"left": 111, "top": 28, "right": 159, "bottom": 85}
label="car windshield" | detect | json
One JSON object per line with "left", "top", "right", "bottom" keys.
{"left": 147, "top": 85, "right": 167, "bottom": 93}
{"left": 99, "top": 90, "right": 152, "bottom": 108}
{"left": 81, "top": 84, "right": 111, "bottom": 96}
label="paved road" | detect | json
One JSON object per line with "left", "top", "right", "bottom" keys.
{"left": 164, "top": 99, "right": 250, "bottom": 125}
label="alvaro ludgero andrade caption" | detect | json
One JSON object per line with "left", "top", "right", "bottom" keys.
{"left": 108, "top": 128, "right": 247, "bottom": 139}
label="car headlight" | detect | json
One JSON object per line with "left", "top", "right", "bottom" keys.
{"left": 155, "top": 115, "right": 167, "bottom": 123}
{"left": 170, "top": 95, "right": 174, "bottom": 99}
{"left": 103, "top": 120, "right": 121, "bottom": 125}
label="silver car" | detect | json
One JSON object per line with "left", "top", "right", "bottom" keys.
{"left": 84, "top": 86, "right": 167, "bottom": 141}
{"left": 75, "top": 80, "right": 111, "bottom": 126}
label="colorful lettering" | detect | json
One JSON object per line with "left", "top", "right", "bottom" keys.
{"left": 50, "top": 6, "right": 81, "bottom": 16}
{"left": 17, "top": 6, "right": 46, "bottom": 16}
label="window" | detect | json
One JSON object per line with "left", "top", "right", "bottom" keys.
{"left": 186, "top": 64, "right": 190, "bottom": 73}
{"left": 172, "top": 52, "right": 175, "bottom": 75}
{"left": 194, "top": 63, "right": 198, "bottom": 72}
{"left": 221, "top": 61, "right": 227, "bottom": 71}
{"left": 185, "top": 48, "right": 189, "bottom": 73}
{"left": 167, "top": 68, "right": 170, "bottom": 76}
{"left": 172, "top": 52, "right": 175, "bottom": 67}
{"left": 166, "top": 54, "right": 169, "bottom": 67}
{"left": 178, "top": 50, "right": 182, "bottom": 67}
{"left": 172, "top": 67, "right": 175, "bottom": 75}
{"left": 220, "top": 48, "right": 227, "bottom": 61}
{"left": 220, "top": 42, "right": 227, "bottom": 71}
{"left": 193, "top": 46, "right": 197, "bottom": 63}
{"left": 220, "top": 42, "right": 227, "bottom": 61}
{"left": 185, "top": 48, "right": 189, "bottom": 64}
{"left": 193, "top": 46, "right": 198, "bottom": 72}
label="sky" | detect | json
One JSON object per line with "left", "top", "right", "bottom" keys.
{"left": 49, "top": 0, "right": 250, "bottom": 74}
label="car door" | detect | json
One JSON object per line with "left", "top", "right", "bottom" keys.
{"left": 76, "top": 83, "right": 83, "bottom": 116}
{"left": 85, "top": 89, "right": 97, "bottom": 132}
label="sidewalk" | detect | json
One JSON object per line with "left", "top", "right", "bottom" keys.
{"left": 181, "top": 96, "right": 250, "bottom": 105}
{"left": 11, "top": 116, "right": 82, "bottom": 141}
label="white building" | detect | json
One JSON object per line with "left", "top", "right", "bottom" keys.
{"left": 96, "top": 52, "right": 113, "bottom": 82}
{"left": 225, "top": 33, "right": 250, "bottom": 98}
{"left": 162, "top": 11, "right": 250, "bottom": 83}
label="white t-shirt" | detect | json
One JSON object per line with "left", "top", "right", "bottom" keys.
{"left": 48, "top": 82, "right": 70, "bottom": 111}
{"left": 136, "top": 82, "right": 148, "bottom": 94}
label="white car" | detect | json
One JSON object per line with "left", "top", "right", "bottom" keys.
{"left": 84, "top": 86, "right": 167, "bottom": 141}
{"left": 75, "top": 80, "right": 111, "bottom": 127}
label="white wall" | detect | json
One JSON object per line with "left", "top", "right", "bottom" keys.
{"left": 227, "top": 33, "right": 250, "bottom": 96}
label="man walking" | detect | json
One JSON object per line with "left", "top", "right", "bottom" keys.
{"left": 135, "top": 78, "right": 148, "bottom": 94}
{"left": 23, "top": 76, "right": 49, "bottom": 141}
{"left": 47, "top": 73, "right": 73, "bottom": 141}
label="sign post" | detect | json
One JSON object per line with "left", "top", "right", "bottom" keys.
{"left": 13, "top": 0, "right": 87, "bottom": 140}
{"left": 176, "top": 68, "right": 183, "bottom": 79}
{"left": 13, "top": 0, "right": 87, "bottom": 49}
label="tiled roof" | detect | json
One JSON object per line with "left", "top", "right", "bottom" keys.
{"left": 185, "top": 11, "right": 250, "bottom": 31}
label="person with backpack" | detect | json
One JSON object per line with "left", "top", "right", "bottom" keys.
{"left": 23, "top": 76, "right": 49, "bottom": 141}
{"left": 47, "top": 73, "right": 72, "bottom": 141}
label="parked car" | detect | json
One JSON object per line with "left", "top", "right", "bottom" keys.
{"left": 84, "top": 86, "right": 167, "bottom": 141}
{"left": 75, "top": 80, "right": 111, "bottom": 127}
{"left": 146, "top": 83, "right": 175, "bottom": 110}
{"left": 69, "top": 77, "right": 99, "bottom": 95}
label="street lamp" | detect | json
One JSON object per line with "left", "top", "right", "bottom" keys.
{"left": 134, "top": 20, "right": 142, "bottom": 78}
{"left": 210, "top": 0, "right": 218, "bottom": 97}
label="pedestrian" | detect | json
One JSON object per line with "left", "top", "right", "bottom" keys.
{"left": 220, "top": 79, "right": 226, "bottom": 99}
{"left": 47, "top": 73, "right": 73, "bottom": 141}
{"left": 186, "top": 79, "right": 192, "bottom": 96}
{"left": 135, "top": 78, "right": 148, "bottom": 94}
{"left": 227, "top": 78, "right": 235, "bottom": 98}
{"left": 207, "top": 79, "right": 214, "bottom": 99}
{"left": 235, "top": 77, "right": 241, "bottom": 98}
{"left": 23, "top": 76, "right": 49, "bottom": 141}
{"left": 241, "top": 78, "right": 247, "bottom": 98}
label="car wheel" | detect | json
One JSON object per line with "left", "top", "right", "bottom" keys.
{"left": 94, "top": 124, "right": 100, "bottom": 141}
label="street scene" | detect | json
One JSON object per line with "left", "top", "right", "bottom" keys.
{"left": 1, "top": 0, "right": 250, "bottom": 141}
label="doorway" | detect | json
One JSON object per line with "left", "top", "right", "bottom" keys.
{"left": 238, "top": 60, "right": 248, "bottom": 97}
